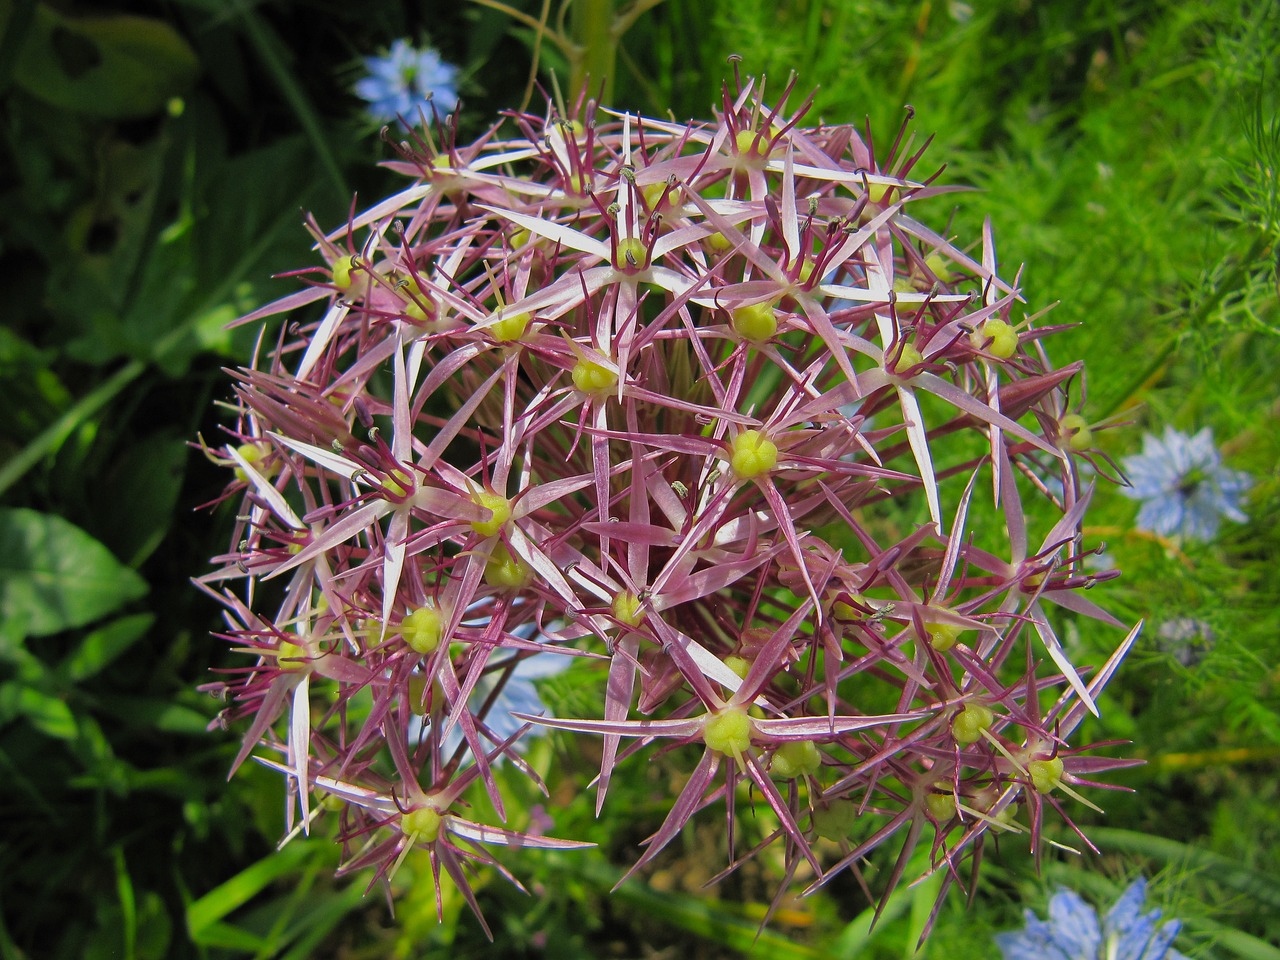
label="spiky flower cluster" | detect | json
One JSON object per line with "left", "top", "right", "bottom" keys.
{"left": 200, "top": 73, "right": 1140, "bottom": 936}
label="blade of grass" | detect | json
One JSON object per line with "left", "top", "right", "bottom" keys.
{"left": 230, "top": 1, "right": 347, "bottom": 202}
{"left": 0, "top": 177, "right": 312, "bottom": 498}
{"left": 547, "top": 854, "right": 820, "bottom": 959}
{"left": 186, "top": 841, "right": 316, "bottom": 945}
{"left": 829, "top": 869, "right": 914, "bottom": 959}
{"left": 1090, "top": 828, "right": 1280, "bottom": 912}
{"left": 0, "top": 358, "right": 144, "bottom": 499}
{"left": 1182, "top": 921, "right": 1280, "bottom": 960}
{"left": 113, "top": 847, "right": 138, "bottom": 960}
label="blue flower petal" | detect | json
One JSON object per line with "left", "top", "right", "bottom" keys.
{"left": 996, "top": 929, "right": 1073, "bottom": 960}
{"left": 1046, "top": 888, "right": 1103, "bottom": 958}
{"left": 355, "top": 39, "right": 460, "bottom": 126}
{"left": 1105, "top": 877, "right": 1148, "bottom": 931}
{"left": 1139, "top": 919, "right": 1184, "bottom": 960}
{"left": 1121, "top": 427, "right": 1252, "bottom": 542}
{"left": 1000, "top": 878, "right": 1186, "bottom": 960}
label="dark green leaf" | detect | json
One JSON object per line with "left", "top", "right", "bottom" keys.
{"left": 13, "top": 5, "right": 198, "bottom": 118}
{"left": 186, "top": 842, "right": 318, "bottom": 945}
{"left": 90, "top": 432, "right": 186, "bottom": 567}
{"left": 61, "top": 613, "right": 153, "bottom": 683}
{"left": 98, "top": 694, "right": 211, "bottom": 736}
{"left": 0, "top": 683, "right": 78, "bottom": 739}
{"left": 0, "top": 508, "right": 148, "bottom": 640}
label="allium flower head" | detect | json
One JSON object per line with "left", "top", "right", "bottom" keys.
{"left": 355, "top": 39, "right": 459, "bottom": 125}
{"left": 1120, "top": 426, "right": 1251, "bottom": 541}
{"left": 997, "top": 877, "right": 1188, "bottom": 960}
{"left": 200, "top": 72, "right": 1139, "bottom": 937}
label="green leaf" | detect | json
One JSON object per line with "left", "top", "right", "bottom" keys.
{"left": 186, "top": 842, "right": 319, "bottom": 946}
{"left": 1184, "top": 922, "right": 1280, "bottom": 960}
{"left": 61, "top": 613, "right": 153, "bottom": 683}
{"left": 545, "top": 854, "right": 819, "bottom": 959}
{"left": 0, "top": 683, "right": 78, "bottom": 739}
{"left": 0, "top": 508, "right": 148, "bottom": 640}
{"left": 90, "top": 433, "right": 186, "bottom": 567}
{"left": 97, "top": 694, "right": 211, "bottom": 736}
{"left": 13, "top": 5, "right": 198, "bottom": 118}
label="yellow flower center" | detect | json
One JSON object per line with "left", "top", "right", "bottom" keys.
{"left": 887, "top": 342, "right": 924, "bottom": 376}
{"left": 734, "top": 128, "right": 761, "bottom": 155}
{"left": 611, "top": 591, "right": 645, "bottom": 627}
{"left": 705, "top": 230, "right": 733, "bottom": 253}
{"left": 702, "top": 705, "right": 753, "bottom": 757}
{"left": 331, "top": 255, "right": 361, "bottom": 290}
{"left": 863, "top": 179, "right": 895, "bottom": 205}
{"left": 969, "top": 318, "right": 1019, "bottom": 359}
{"left": 380, "top": 466, "right": 415, "bottom": 499}
{"left": 770, "top": 740, "right": 822, "bottom": 780}
{"left": 232, "top": 441, "right": 277, "bottom": 482}
{"left": 1059, "top": 413, "right": 1093, "bottom": 452}
{"left": 614, "top": 237, "right": 648, "bottom": 272}
{"left": 407, "top": 673, "right": 433, "bottom": 714}
{"left": 924, "top": 620, "right": 965, "bottom": 652}
{"left": 489, "top": 311, "right": 530, "bottom": 343}
{"left": 951, "top": 702, "right": 994, "bottom": 745}
{"left": 812, "top": 799, "right": 858, "bottom": 840}
{"left": 925, "top": 792, "right": 956, "bottom": 822}
{"left": 401, "top": 805, "right": 442, "bottom": 843}
{"left": 1028, "top": 756, "right": 1065, "bottom": 793}
{"left": 923, "top": 251, "right": 955, "bottom": 283}
{"left": 729, "top": 429, "right": 778, "bottom": 480}
{"left": 470, "top": 489, "right": 512, "bottom": 538}
{"left": 731, "top": 301, "right": 778, "bottom": 342}
{"left": 276, "top": 639, "right": 308, "bottom": 672}
{"left": 642, "top": 181, "right": 672, "bottom": 209}
{"left": 484, "top": 544, "right": 532, "bottom": 590}
{"left": 401, "top": 604, "right": 443, "bottom": 655}
{"left": 565, "top": 169, "right": 592, "bottom": 195}
{"left": 572, "top": 358, "right": 617, "bottom": 395}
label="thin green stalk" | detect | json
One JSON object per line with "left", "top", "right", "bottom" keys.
{"left": 0, "top": 182, "right": 310, "bottom": 499}
{"left": 1088, "top": 827, "right": 1280, "bottom": 912}
{"left": 232, "top": 2, "right": 347, "bottom": 202}
{"left": 0, "top": 359, "right": 145, "bottom": 499}
{"left": 1102, "top": 232, "right": 1274, "bottom": 418}
{"left": 571, "top": 0, "right": 616, "bottom": 102}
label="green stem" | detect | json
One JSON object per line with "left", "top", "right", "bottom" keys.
{"left": 0, "top": 181, "right": 311, "bottom": 500}
{"left": 571, "top": 0, "right": 616, "bottom": 103}
{"left": 0, "top": 360, "right": 145, "bottom": 499}
{"left": 233, "top": 2, "right": 347, "bottom": 202}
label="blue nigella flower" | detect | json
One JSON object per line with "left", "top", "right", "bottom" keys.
{"left": 1156, "top": 617, "right": 1215, "bottom": 667}
{"left": 997, "top": 878, "right": 1188, "bottom": 960}
{"left": 355, "top": 39, "right": 459, "bottom": 126}
{"left": 1120, "top": 426, "right": 1251, "bottom": 542}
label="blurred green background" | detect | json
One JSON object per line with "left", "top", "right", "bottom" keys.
{"left": 1, "top": 0, "right": 1277, "bottom": 956}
